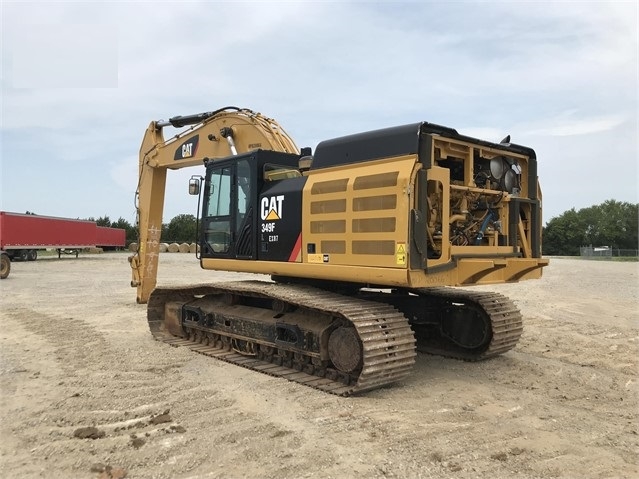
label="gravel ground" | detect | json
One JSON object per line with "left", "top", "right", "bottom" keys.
{"left": 0, "top": 253, "right": 637, "bottom": 479}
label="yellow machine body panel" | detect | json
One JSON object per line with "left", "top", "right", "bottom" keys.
{"left": 198, "top": 155, "right": 418, "bottom": 286}
{"left": 302, "top": 155, "right": 415, "bottom": 269}
{"left": 196, "top": 136, "right": 547, "bottom": 288}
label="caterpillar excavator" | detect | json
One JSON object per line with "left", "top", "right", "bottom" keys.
{"left": 129, "top": 106, "right": 548, "bottom": 395}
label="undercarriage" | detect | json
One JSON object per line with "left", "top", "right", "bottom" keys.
{"left": 147, "top": 281, "right": 522, "bottom": 395}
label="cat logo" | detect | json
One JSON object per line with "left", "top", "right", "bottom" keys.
{"left": 182, "top": 143, "right": 193, "bottom": 158}
{"left": 261, "top": 195, "right": 284, "bottom": 221}
{"left": 174, "top": 135, "right": 199, "bottom": 160}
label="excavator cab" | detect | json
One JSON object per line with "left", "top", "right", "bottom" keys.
{"left": 198, "top": 150, "right": 303, "bottom": 261}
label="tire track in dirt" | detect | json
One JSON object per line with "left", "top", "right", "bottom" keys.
{"left": 2, "top": 255, "right": 638, "bottom": 479}
{"left": 519, "top": 315, "right": 638, "bottom": 375}
{"left": 0, "top": 307, "right": 235, "bottom": 478}
{"left": 303, "top": 350, "right": 638, "bottom": 479}
{"left": 0, "top": 307, "right": 341, "bottom": 479}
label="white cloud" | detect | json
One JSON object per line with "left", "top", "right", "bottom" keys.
{"left": 9, "top": 24, "right": 118, "bottom": 88}
{"left": 1, "top": 1, "right": 636, "bottom": 224}
{"left": 456, "top": 127, "right": 510, "bottom": 144}
{"left": 526, "top": 113, "right": 627, "bottom": 137}
{"left": 110, "top": 156, "right": 139, "bottom": 194}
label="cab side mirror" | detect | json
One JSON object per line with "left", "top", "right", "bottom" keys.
{"left": 189, "top": 177, "right": 201, "bottom": 195}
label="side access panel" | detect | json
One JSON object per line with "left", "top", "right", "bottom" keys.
{"left": 302, "top": 156, "right": 416, "bottom": 269}
{"left": 258, "top": 176, "right": 306, "bottom": 262}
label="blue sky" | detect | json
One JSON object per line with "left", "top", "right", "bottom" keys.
{"left": 1, "top": 1, "right": 637, "bottom": 225}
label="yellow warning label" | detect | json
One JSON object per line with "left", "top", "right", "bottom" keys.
{"left": 396, "top": 243, "right": 406, "bottom": 265}
{"left": 308, "top": 254, "right": 323, "bottom": 263}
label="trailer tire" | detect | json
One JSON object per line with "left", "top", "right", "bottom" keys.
{"left": 27, "top": 250, "right": 37, "bottom": 261}
{"left": 1, "top": 253, "right": 10, "bottom": 279}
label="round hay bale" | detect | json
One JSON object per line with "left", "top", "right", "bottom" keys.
{"left": 159, "top": 243, "right": 169, "bottom": 253}
{"left": 168, "top": 243, "right": 180, "bottom": 253}
{"left": 129, "top": 242, "right": 138, "bottom": 252}
{"left": 189, "top": 243, "right": 197, "bottom": 254}
{"left": 179, "top": 242, "right": 190, "bottom": 253}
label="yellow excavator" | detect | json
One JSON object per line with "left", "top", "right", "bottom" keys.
{"left": 130, "top": 106, "right": 548, "bottom": 395}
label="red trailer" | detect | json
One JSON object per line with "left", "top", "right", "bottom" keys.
{"left": 0, "top": 212, "right": 126, "bottom": 262}
{"left": 96, "top": 226, "right": 126, "bottom": 249}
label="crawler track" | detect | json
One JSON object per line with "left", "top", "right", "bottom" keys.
{"left": 407, "top": 287, "right": 523, "bottom": 360}
{"left": 147, "top": 281, "right": 416, "bottom": 396}
{"left": 147, "top": 283, "right": 523, "bottom": 394}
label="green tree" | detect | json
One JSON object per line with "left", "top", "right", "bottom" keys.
{"left": 593, "top": 200, "right": 638, "bottom": 249}
{"left": 543, "top": 200, "right": 638, "bottom": 255}
{"left": 543, "top": 208, "right": 585, "bottom": 255}
{"left": 96, "top": 215, "right": 111, "bottom": 227}
{"left": 111, "top": 217, "right": 137, "bottom": 245}
{"left": 163, "top": 214, "right": 197, "bottom": 243}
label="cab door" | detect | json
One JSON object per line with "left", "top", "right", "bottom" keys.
{"left": 201, "top": 157, "right": 256, "bottom": 259}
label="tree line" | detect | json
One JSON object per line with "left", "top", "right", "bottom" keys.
{"left": 85, "top": 199, "right": 637, "bottom": 255}
{"left": 542, "top": 200, "right": 638, "bottom": 256}
{"left": 87, "top": 214, "right": 198, "bottom": 246}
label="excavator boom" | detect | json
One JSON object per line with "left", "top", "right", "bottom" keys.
{"left": 129, "top": 107, "right": 298, "bottom": 303}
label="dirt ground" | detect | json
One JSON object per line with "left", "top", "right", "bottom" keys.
{"left": 0, "top": 253, "right": 637, "bottom": 479}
